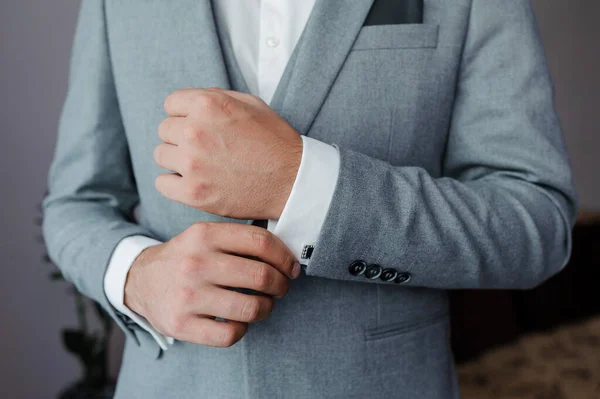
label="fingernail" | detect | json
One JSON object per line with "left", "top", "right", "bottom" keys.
{"left": 291, "top": 262, "right": 301, "bottom": 279}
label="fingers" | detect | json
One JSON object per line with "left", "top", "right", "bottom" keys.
{"left": 155, "top": 173, "right": 188, "bottom": 204}
{"left": 158, "top": 117, "right": 186, "bottom": 145}
{"left": 187, "top": 223, "right": 300, "bottom": 280}
{"left": 159, "top": 88, "right": 263, "bottom": 146}
{"left": 171, "top": 316, "right": 248, "bottom": 347}
{"left": 203, "top": 87, "right": 263, "bottom": 105}
{"left": 164, "top": 88, "right": 202, "bottom": 117}
{"left": 164, "top": 88, "right": 242, "bottom": 117}
{"left": 205, "top": 253, "right": 289, "bottom": 298}
{"left": 155, "top": 172, "right": 213, "bottom": 211}
{"left": 153, "top": 143, "right": 182, "bottom": 174}
{"left": 193, "top": 286, "right": 275, "bottom": 323}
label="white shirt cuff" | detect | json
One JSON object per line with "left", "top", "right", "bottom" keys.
{"left": 104, "top": 235, "right": 175, "bottom": 350}
{"left": 267, "top": 136, "right": 340, "bottom": 262}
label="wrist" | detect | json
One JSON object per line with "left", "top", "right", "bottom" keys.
{"left": 123, "top": 245, "right": 154, "bottom": 317}
{"left": 267, "top": 138, "right": 303, "bottom": 220}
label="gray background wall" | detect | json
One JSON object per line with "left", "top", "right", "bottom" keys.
{"left": 0, "top": 1, "right": 598, "bottom": 398}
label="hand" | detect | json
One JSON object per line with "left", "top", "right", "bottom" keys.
{"left": 124, "top": 222, "right": 301, "bottom": 347}
{"left": 154, "top": 88, "right": 303, "bottom": 220}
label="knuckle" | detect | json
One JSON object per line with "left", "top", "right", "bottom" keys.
{"left": 188, "top": 223, "right": 216, "bottom": 246}
{"left": 220, "top": 97, "right": 235, "bottom": 116}
{"left": 179, "top": 257, "right": 201, "bottom": 276}
{"left": 251, "top": 264, "right": 272, "bottom": 291}
{"left": 251, "top": 229, "right": 272, "bottom": 254}
{"left": 218, "top": 325, "right": 240, "bottom": 347}
{"left": 282, "top": 252, "right": 294, "bottom": 275}
{"left": 241, "top": 298, "right": 261, "bottom": 322}
{"left": 164, "top": 314, "right": 186, "bottom": 336}
{"left": 195, "top": 93, "right": 216, "bottom": 110}
{"left": 176, "top": 286, "right": 195, "bottom": 304}
{"left": 182, "top": 125, "right": 201, "bottom": 142}
{"left": 181, "top": 155, "right": 200, "bottom": 174}
{"left": 188, "top": 181, "right": 207, "bottom": 203}
{"left": 189, "top": 223, "right": 211, "bottom": 240}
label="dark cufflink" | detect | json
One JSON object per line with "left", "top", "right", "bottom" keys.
{"left": 301, "top": 245, "right": 315, "bottom": 260}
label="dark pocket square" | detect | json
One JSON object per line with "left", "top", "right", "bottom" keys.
{"left": 363, "top": 0, "right": 424, "bottom": 25}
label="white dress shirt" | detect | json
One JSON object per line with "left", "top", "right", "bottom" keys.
{"left": 104, "top": 0, "right": 341, "bottom": 350}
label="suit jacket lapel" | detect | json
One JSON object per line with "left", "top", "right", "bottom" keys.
{"left": 274, "top": 0, "right": 375, "bottom": 136}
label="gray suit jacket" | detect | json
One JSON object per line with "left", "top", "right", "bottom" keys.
{"left": 43, "top": 0, "right": 577, "bottom": 398}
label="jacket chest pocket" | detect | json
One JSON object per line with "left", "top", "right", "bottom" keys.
{"left": 351, "top": 23, "right": 439, "bottom": 51}
{"left": 311, "top": 24, "right": 442, "bottom": 163}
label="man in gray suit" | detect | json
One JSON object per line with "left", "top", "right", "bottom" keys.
{"left": 43, "top": 0, "right": 577, "bottom": 397}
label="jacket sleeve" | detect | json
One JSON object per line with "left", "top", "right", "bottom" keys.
{"left": 306, "top": 0, "right": 578, "bottom": 290}
{"left": 42, "top": 0, "right": 160, "bottom": 355}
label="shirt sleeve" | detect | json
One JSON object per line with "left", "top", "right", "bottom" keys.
{"left": 267, "top": 135, "right": 341, "bottom": 263}
{"left": 104, "top": 235, "right": 175, "bottom": 350}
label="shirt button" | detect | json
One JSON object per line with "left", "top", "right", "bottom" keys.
{"left": 265, "top": 36, "right": 280, "bottom": 48}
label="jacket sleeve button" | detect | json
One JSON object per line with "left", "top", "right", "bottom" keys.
{"left": 364, "top": 264, "right": 383, "bottom": 280}
{"left": 394, "top": 272, "right": 412, "bottom": 284}
{"left": 349, "top": 260, "right": 368, "bottom": 276}
{"left": 380, "top": 268, "right": 398, "bottom": 282}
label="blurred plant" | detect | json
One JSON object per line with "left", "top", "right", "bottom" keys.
{"left": 36, "top": 200, "right": 116, "bottom": 398}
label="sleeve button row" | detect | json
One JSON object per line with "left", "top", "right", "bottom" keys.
{"left": 348, "top": 260, "right": 411, "bottom": 284}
